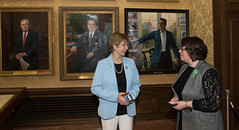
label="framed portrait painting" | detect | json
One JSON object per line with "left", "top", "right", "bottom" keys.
{"left": 59, "top": 7, "right": 119, "bottom": 80}
{"left": 0, "top": 7, "right": 53, "bottom": 76}
{"left": 125, "top": 8, "right": 189, "bottom": 74}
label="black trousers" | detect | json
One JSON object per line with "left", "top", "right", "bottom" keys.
{"left": 158, "top": 52, "right": 173, "bottom": 68}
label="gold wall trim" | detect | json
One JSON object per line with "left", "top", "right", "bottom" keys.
{"left": 127, "top": 0, "right": 178, "bottom": 2}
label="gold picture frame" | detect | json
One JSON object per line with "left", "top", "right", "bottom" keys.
{"left": 59, "top": 7, "right": 119, "bottom": 80}
{"left": 127, "top": 0, "right": 178, "bottom": 2}
{"left": 0, "top": 7, "right": 54, "bottom": 76}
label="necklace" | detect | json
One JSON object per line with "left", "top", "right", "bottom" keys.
{"left": 114, "top": 63, "right": 123, "bottom": 74}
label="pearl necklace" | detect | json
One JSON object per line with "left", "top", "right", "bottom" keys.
{"left": 114, "top": 63, "right": 123, "bottom": 74}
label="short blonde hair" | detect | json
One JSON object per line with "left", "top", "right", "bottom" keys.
{"left": 109, "top": 32, "right": 129, "bottom": 52}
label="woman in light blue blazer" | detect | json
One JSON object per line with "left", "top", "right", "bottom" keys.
{"left": 91, "top": 32, "right": 141, "bottom": 130}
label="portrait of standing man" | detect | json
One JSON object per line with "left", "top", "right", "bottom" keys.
{"left": 8, "top": 18, "right": 39, "bottom": 70}
{"left": 133, "top": 18, "right": 180, "bottom": 69}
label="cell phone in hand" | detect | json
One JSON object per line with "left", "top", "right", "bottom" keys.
{"left": 168, "top": 102, "right": 177, "bottom": 106}
{"left": 121, "top": 93, "right": 129, "bottom": 96}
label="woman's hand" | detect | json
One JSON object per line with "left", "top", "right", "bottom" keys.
{"left": 117, "top": 92, "right": 130, "bottom": 106}
{"left": 172, "top": 101, "right": 192, "bottom": 111}
{"left": 170, "top": 96, "right": 189, "bottom": 110}
{"left": 170, "top": 96, "right": 178, "bottom": 103}
{"left": 172, "top": 101, "right": 187, "bottom": 110}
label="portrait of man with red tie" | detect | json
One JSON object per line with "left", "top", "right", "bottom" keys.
{"left": 70, "top": 18, "right": 108, "bottom": 72}
{"left": 8, "top": 18, "right": 38, "bottom": 70}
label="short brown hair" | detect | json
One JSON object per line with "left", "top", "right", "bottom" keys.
{"left": 181, "top": 36, "right": 208, "bottom": 61}
{"left": 159, "top": 18, "right": 167, "bottom": 24}
{"left": 109, "top": 32, "right": 129, "bottom": 52}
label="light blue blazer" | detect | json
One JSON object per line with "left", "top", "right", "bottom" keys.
{"left": 91, "top": 54, "right": 141, "bottom": 119}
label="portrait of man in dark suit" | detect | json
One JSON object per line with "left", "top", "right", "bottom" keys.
{"left": 69, "top": 18, "right": 109, "bottom": 72}
{"left": 133, "top": 18, "right": 180, "bottom": 69}
{"left": 8, "top": 18, "right": 38, "bottom": 70}
{"left": 1, "top": 10, "right": 52, "bottom": 76}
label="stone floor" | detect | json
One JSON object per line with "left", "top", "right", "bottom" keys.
{"left": 14, "top": 119, "right": 176, "bottom": 130}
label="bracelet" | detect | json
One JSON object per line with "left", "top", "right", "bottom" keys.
{"left": 185, "top": 101, "right": 188, "bottom": 109}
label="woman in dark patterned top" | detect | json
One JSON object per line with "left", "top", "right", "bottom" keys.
{"left": 169, "top": 37, "right": 224, "bottom": 130}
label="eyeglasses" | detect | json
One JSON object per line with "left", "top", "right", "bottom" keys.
{"left": 180, "top": 47, "right": 187, "bottom": 51}
{"left": 119, "top": 43, "right": 129, "bottom": 48}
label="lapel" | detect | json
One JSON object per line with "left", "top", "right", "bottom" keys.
{"left": 158, "top": 30, "right": 162, "bottom": 46}
{"left": 181, "top": 60, "right": 204, "bottom": 99}
{"left": 106, "top": 54, "right": 118, "bottom": 90}
{"left": 20, "top": 31, "right": 24, "bottom": 46}
{"left": 87, "top": 32, "right": 90, "bottom": 42}
{"left": 122, "top": 57, "right": 130, "bottom": 92}
{"left": 92, "top": 30, "right": 98, "bottom": 41}
{"left": 25, "top": 31, "right": 29, "bottom": 44}
{"left": 86, "top": 32, "right": 90, "bottom": 50}
{"left": 89, "top": 30, "right": 98, "bottom": 50}
{"left": 157, "top": 29, "right": 163, "bottom": 51}
{"left": 165, "top": 30, "right": 169, "bottom": 48}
